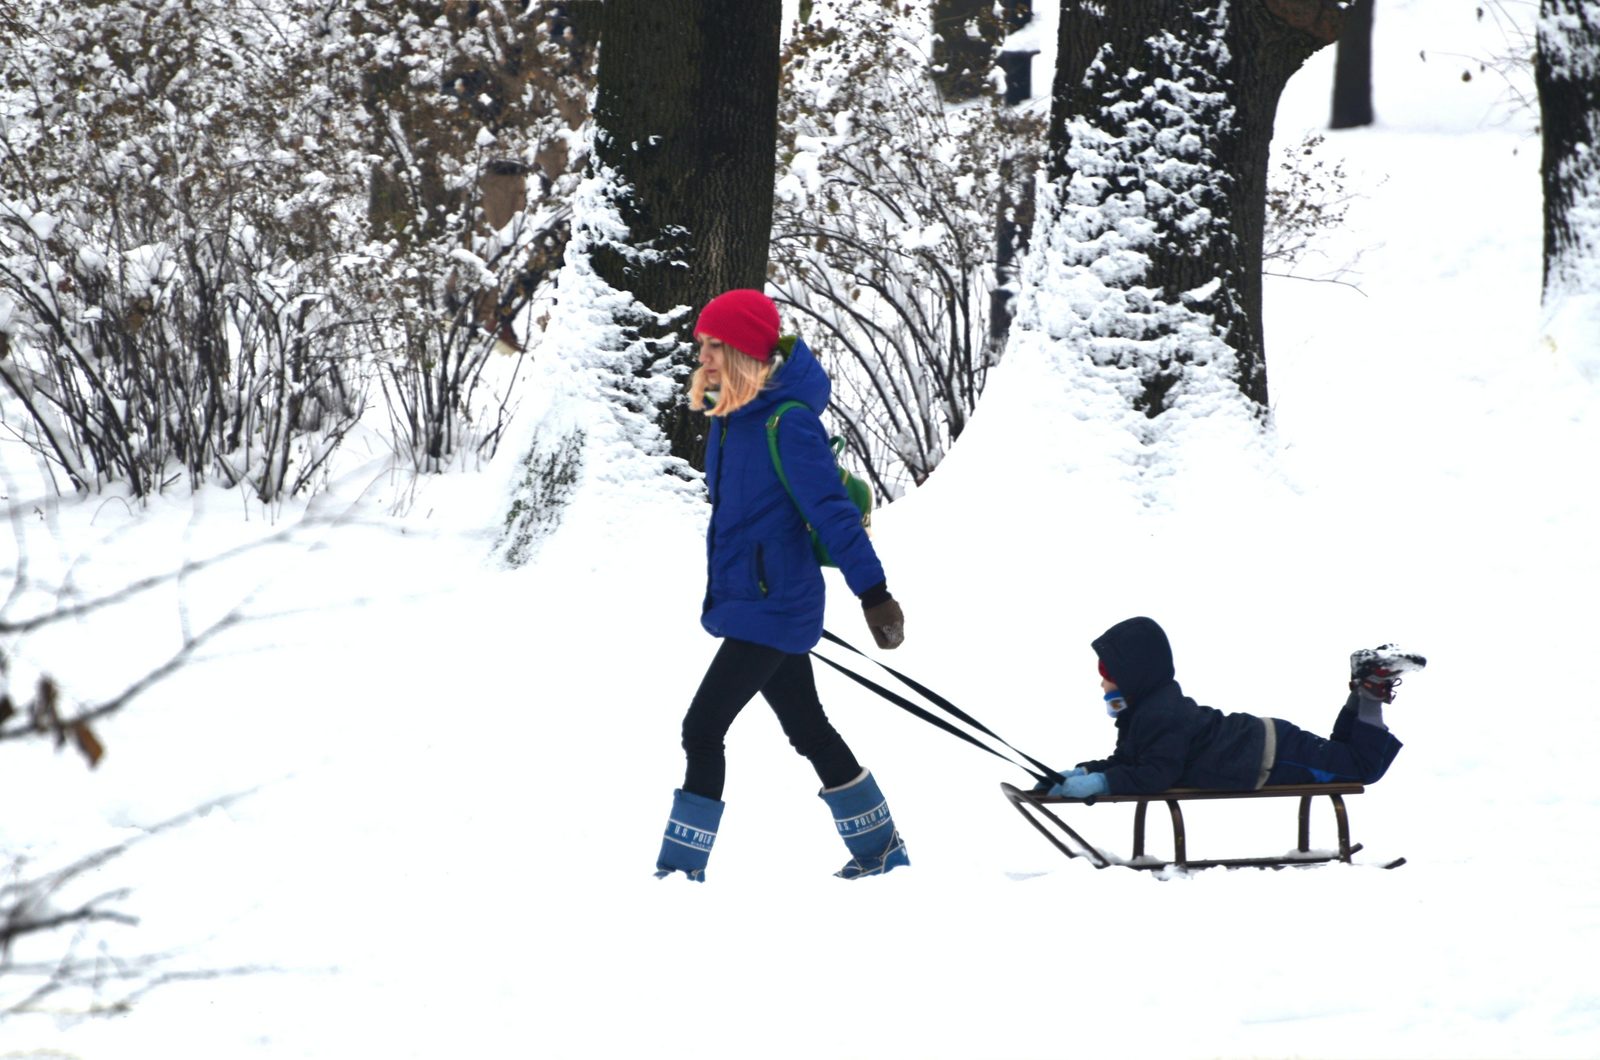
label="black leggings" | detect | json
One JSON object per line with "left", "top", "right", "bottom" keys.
{"left": 680, "top": 638, "right": 863, "bottom": 801}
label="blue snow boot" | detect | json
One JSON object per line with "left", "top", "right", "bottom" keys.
{"left": 819, "top": 769, "right": 910, "bottom": 879}
{"left": 654, "top": 789, "right": 724, "bottom": 882}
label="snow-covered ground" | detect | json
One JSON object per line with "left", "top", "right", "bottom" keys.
{"left": 4, "top": 2, "right": 1597, "bottom": 1057}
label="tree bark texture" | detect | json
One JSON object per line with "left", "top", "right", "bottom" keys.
{"left": 592, "top": 0, "right": 782, "bottom": 466}
{"left": 1048, "top": 0, "right": 1343, "bottom": 411}
{"left": 1536, "top": 0, "right": 1600, "bottom": 298}
{"left": 1330, "top": 0, "right": 1375, "bottom": 129}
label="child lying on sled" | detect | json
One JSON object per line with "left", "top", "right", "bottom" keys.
{"left": 1045, "top": 616, "right": 1427, "bottom": 799}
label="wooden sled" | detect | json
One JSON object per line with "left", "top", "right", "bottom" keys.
{"left": 1001, "top": 781, "right": 1405, "bottom": 871}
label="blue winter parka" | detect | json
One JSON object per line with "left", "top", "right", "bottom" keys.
{"left": 700, "top": 338, "right": 884, "bottom": 655}
{"left": 1078, "top": 616, "right": 1269, "bottom": 793}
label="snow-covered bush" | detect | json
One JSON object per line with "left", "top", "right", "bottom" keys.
{"left": 0, "top": 1, "right": 594, "bottom": 495}
{"left": 772, "top": 0, "right": 1042, "bottom": 498}
{"left": 0, "top": 0, "right": 373, "bottom": 499}
{"left": 345, "top": 1, "right": 593, "bottom": 472}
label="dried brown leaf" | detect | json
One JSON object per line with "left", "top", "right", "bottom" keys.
{"left": 72, "top": 721, "right": 106, "bottom": 768}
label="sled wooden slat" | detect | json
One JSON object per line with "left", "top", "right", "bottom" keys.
{"left": 1000, "top": 781, "right": 1401, "bottom": 872}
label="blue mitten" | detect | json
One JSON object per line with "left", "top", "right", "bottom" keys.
{"left": 1050, "top": 772, "right": 1110, "bottom": 799}
{"left": 1034, "top": 766, "right": 1085, "bottom": 793}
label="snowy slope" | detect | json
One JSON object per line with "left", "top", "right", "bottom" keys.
{"left": 2, "top": 2, "right": 1597, "bottom": 1058}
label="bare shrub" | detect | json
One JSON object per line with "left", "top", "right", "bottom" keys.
{"left": 772, "top": 1, "right": 1042, "bottom": 497}
{"left": 0, "top": 0, "right": 371, "bottom": 500}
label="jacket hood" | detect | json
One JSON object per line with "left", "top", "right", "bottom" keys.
{"left": 739, "top": 336, "right": 830, "bottom": 418}
{"left": 1091, "top": 616, "right": 1176, "bottom": 705}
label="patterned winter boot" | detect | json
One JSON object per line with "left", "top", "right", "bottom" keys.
{"left": 819, "top": 769, "right": 910, "bottom": 879}
{"left": 654, "top": 789, "right": 724, "bottom": 882}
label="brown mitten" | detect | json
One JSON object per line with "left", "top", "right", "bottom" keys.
{"left": 863, "top": 596, "right": 905, "bottom": 650}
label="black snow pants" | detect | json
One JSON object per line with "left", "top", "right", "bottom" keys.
{"left": 680, "top": 638, "right": 863, "bottom": 801}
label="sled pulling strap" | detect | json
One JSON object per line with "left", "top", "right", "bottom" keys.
{"left": 812, "top": 630, "right": 1057, "bottom": 786}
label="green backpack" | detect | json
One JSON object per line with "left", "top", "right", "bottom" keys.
{"left": 764, "top": 400, "right": 872, "bottom": 568}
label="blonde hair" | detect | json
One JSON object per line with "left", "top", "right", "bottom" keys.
{"left": 689, "top": 344, "right": 775, "bottom": 417}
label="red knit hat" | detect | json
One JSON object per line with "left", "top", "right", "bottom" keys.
{"left": 1098, "top": 659, "right": 1112, "bottom": 681}
{"left": 695, "top": 289, "right": 780, "bottom": 362}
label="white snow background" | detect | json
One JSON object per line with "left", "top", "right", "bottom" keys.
{"left": 4, "top": 2, "right": 1598, "bottom": 1058}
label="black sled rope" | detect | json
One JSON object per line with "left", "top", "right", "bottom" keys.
{"left": 811, "top": 630, "right": 1060, "bottom": 787}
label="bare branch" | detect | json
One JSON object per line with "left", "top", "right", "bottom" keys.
{"left": 1, "top": 791, "right": 271, "bottom": 1023}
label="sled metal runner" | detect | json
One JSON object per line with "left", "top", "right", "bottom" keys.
{"left": 1000, "top": 781, "right": 1404, "bottom": 871}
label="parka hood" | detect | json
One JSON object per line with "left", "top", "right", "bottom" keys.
{"left": 1091, "top": 616, "right": 1176, "bottom": 705}
{"left": 738, "top": 336, "right": 829, "bottom": 419}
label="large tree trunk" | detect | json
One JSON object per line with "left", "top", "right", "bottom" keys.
{"left": 1044, "top": 0, "right": 1344, "bottom": 413}
{"left": 1536, "top": 0, "right": 1600, "bottom": 300}
{"left": 1535, "top": 0, "right": 1600, "bottom": 382}
{"left": 591, "top": 0, "right": 782, "bottom": 467}
{"left": 1329, "top": 0, "right": 1375, "bottom": 129}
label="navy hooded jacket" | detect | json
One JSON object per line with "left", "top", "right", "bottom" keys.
{"left": 700, "top": 337, "right": 885, "bottom": 654}
{"left": 1078, "top": 617, "right": 1268, "bottom": 794}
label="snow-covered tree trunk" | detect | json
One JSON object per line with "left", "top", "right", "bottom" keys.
{"left": 1035, "top": 0, "right": 1343, "bottom": 416}
{"left": 590, "top": 0, "right": 783, "bottom": 467}
{"left": 1536, "top": 0, "right": 1600, "bottom": 382}
{"left": 496, "top": 5, "right": 786, "bottom": 562}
